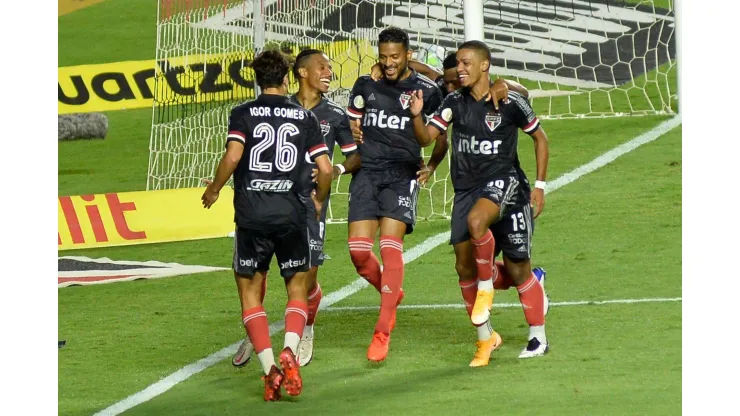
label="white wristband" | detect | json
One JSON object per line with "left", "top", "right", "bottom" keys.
{"left": 534, "top": 180, "right": 546, "bottom": 190}
{"left": 335, "top": 164, "right": 346, "bottom": 175}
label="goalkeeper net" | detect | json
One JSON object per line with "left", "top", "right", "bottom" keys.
{"left": 147, "top": 0, "right": 676, "bottom": 222}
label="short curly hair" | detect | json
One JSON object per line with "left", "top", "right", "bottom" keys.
{"left": 251, "top": 50, "right": 290, "bottom": 89}
{"left": 443, "top": 52, "right": 457, "bottom": 70}
{"left": 378, "top": 27, "right": 409, "bottom": 50}
{"left": 292, "top": 48, "right": 324, "bottom": 79}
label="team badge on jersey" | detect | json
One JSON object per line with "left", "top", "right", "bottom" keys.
{"left": 485, "top": 113, "right": 502, "bottom": 132}
{"left": 441, "top": 108, "right": 453, "bottom": 122}
{"left": 354, "top": 95, "right": 365, "bottom": 109}
{"left": 399, "top": 92, "right": 412, "bottom": 110}
{"left": 320, "top": 120, "right": 331, "bottom": 137}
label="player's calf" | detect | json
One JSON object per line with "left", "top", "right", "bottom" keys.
{"left": 348, "top": 237, "right": 383, "bottom": 292}
{"left": 298, "top": 278, "right": 322, "bottom": 367}
{"left": 470, "top": 231, "right": 496, "bottom": 325}
{"left": 512, "top": 267, "right": 549, "bottom": 358}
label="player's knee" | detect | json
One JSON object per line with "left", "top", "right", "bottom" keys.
{"left": 455, "top": 261, "right": 475, "bottom": 281}
{"left": 504, "top": 258, "right": 530, "bottom": 284}
{"left": 349, "top": 247, "right": 372, "bottom": 268}
{"left": 467, "top": 214, "right": 488, "bottom": 237}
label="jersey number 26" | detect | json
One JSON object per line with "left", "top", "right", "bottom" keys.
{"left": 249, "top": 122, "right": 299, "bottom": 172}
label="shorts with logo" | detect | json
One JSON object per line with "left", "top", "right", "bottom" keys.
{"left": 348, "top": 167, "right": 420, "bottom": 234}
{"left": 298, "top": 192, "right": 329, "bottom": 268}
{"left": 233, "top": 226, "right": 310, "bottom": 278}
{"left": 490, "top": 203, "right": 534, "bottom": 260}
{"left": 449, "top": 174, "right": 522, "bottom": 246}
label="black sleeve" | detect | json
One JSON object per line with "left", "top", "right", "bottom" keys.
{"left": 509, "top": 92, "right": 540, "bottom": 135}
{"left": 428, "top": 94, "right": 456, "bottom": 133}
{"left": 226, "top": 108, "right": 248, "bottom": 147}
{"left": 305, "top": 113, "right": 330, "bottom": 162}
{"left": 335, "top": 111, "right": 358, "bottom": 156}
{"left": 346, "top": 76, "right": 368, "bottom": 120}
{"left": 422, "top": 84, "right": 444, "bottom": 119}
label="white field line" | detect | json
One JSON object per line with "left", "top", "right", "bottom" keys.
{"left": 323, "top": 297, "right": 683, "bottom": 312}
{"left": 94, "top": 115, "right": 681, "bottom": 416}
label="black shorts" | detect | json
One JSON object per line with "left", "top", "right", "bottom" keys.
{"left": 348, "top": 168, "right": 420, "bottom": 234}
{"left": 298, "top": 192, "right": 329, "bottom": 268}
{"left": 232, "top": 226, "right": 310, "bottom": 278}
{"left": 491, "top": 203, "right": 534, "bottom": 260}
{"left": 449, "top": 175, "right": 521, "bottom": 245}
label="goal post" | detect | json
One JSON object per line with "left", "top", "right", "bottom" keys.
{"left": 147, "top": 0, "right": 677, "bottom": 223}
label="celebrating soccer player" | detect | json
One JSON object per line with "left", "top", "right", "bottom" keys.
{"left": 411, "top": 41, "right": 550, "bottom": 364}
{"left": 345, "top": 27, "right": 443, "bottom": 363}
{"left": 201, "top": 50, "right": 333, "bottom": 401}
{"left": 232, "top": 49, "right": 360, "bottom": 369}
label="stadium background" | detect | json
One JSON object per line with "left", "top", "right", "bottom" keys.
{"left": 58, "top": 1, "right": 681, "bottom": 414}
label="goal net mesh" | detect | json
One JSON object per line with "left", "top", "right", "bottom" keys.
{"left": 147, "top": 0, "right": 676, "bottom": 222}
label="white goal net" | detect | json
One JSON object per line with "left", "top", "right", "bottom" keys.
{"left": 147, "top": 0, "right": 676, "bottom": 222}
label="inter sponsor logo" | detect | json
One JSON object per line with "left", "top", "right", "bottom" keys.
{"left": 363, "top": 109, "right": 410, "bottom": 130}
{"left": 456, "top": 136, "right": 502, "bottom": 156}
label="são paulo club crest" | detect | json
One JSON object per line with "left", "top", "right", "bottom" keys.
{"left": 485, "top": 113, "right": 501, "bottom": 131}
{"left": 319, "top": 120, "right": 331, "bottom": 136}
{"left": 399, "top": 92, "right": 412, "bottom": 110}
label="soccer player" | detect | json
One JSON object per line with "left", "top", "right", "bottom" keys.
{"left": 201, "top": 50, "right": 333, "bottom": 401}
{"left": 231, "top": 49, "right": 361, "bottom": 369}
{"left": 410, "top": 41, "right": 550, "bottom": 364}
{"left": 345, "top": 27, "right": 443, "bottom": 363}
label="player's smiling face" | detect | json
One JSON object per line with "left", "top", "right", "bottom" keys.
{"left": 378, "top": 42, "right": 411, "bottom": 83}
{"left": 306, "top": 53, "right": 333, "bottom": 94}
{"left": 455, "top": 48, "right": 489, "bottom": 88}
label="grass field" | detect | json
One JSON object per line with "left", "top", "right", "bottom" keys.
{"left": 59, "top": 1, "right": 681, "bottom": 415}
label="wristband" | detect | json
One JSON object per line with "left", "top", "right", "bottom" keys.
{"left": 534, "top": 180, "right": 546, "bottom": 190}
{"left": 335, "top": 164, "right": 346, "bottom": 175}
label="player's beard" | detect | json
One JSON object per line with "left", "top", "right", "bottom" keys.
{"left": 384, "top": 62, "right": 408, "bottom": 84}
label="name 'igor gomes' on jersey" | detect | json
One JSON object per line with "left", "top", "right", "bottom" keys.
{"left": 346, "top": 71, "right": 443, "bottom": 171}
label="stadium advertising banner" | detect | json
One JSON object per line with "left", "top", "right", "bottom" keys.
{"left": 58, "top": 187, "right": 234, "bottom": 250}
{"left": 58, "top": 40, "right": 374, "bottom": 114}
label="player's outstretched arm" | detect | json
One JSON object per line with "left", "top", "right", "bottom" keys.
{"left": 370, "top": 59, "right": 442, "bottom": 82}
{"left": 489, "top": 79, "right": 531, "bottom": 111}
{"left": 408, "top": 59, "right": 443, "bottom": 81}
{"left": 202, "top": 141, "right": 243, "bottom": 208}
{"left": 530, "top": 127, "right": 549, "bottom": 218}
{"left": 504, "top": 79, "right": 529, "bottom": 98}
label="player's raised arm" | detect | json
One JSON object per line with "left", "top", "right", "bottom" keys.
{"left": 504, "top": 79, "right": 529, "bottom": 98}
{"left": 408, "top": 59, "right": 443, "bottom": 82}
{"left": 489, "top": 79, "right": 531, "bottom": 110}
{"left": 510, "top": 92, "right": 549, "bottom": 218}
{"left": 202, "top": 113, "right": 246, "bottom": 208}
{"left": 410, "top": 90, "right": 435, "bottom": 147}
